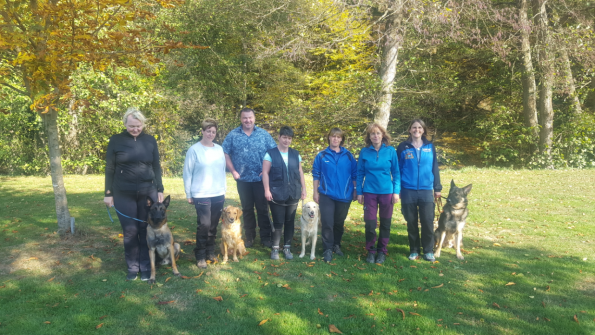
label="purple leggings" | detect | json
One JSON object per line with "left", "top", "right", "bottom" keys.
{"left": 363, "top": 193, "right": 394, "bottom": 254}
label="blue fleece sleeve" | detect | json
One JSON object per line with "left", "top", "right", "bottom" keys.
{"left": 396, "top": 143, "right": 405, "bottom": 177}
{"left": 350, "top": 153, "right": 357, "bottom": 181}
{"left": 312, "top": 153, "right": 322, "bottom": 181}
{"left": 356, "top": 150, "right": 365, "bottom": 195}
{"left": 391, "top": 148, "right": 400, "bottom": 194}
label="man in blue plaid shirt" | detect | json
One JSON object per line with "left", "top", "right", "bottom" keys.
{"left": 222, "top": 108, "right": 277, "bottom": 248}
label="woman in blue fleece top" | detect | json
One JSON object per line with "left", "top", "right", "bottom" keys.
{"left": 397, "top": 119, "right": 442, "bottom": 262}
{"left": 312, "top": 128, "right": 358, "bottom": 263}
{"left": 356, "top": 123, "right": 400, "bottom": 264}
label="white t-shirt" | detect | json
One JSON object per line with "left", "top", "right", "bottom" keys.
{"left": 183, "top": 142, "right": 227, "bottom": 198}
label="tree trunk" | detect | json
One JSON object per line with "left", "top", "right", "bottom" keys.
{"left": 532, "top": 0, "right": 554, "bottom": 161}
{"left": 44, "top": 107, "right": 72, "bottom": 236}
{"left": 518, "top": 0, "right": 539, "bottom": 139}
{"left": 375, "top": 1, "right": 403, "bottom": 130}
{"left": 559, "top": 43, "right": 582, "bottom": 115}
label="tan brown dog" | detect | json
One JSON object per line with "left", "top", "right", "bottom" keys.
{"left": 220, "top": 205, "right": 246, "bottom": 263}
{"left": 146, "top": 195, "right": 181, "bottom": 284}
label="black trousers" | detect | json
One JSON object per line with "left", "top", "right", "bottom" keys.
{"left": 236, "top": 180, "right": 272, "bottom": 243}
{"left": 319, "top": 193, "right": 351, "bottom": 251}
{"left": 268, "top": 198, "right": 299, "bottom": 247}
{"left": 401, "top": 189, "right": 435, "bottom": 254}
{"left": 193, "top": 195, "right": 225, "bottom": 260}
{"left": 113, "top": 187, "right": 157, "bottom": 274}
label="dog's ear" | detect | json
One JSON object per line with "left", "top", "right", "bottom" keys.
{"left": 236, "top": 208, "right": 243, "bottom": 221}
{"left": 450, "top": 179, "right": 456, "bottom": 189}
{"left": 162, "top": 195, "right": 171, "bottom": 208}
{"left": 146, "top": 196, "right": 155, "bottom": 207}
{"left": 462, "top": 184, "right": 472, "bottom": 195}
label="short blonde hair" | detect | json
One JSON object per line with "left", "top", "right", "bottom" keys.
{"left": 202, "top": 118, "right": 218, "bottom": 131}
{"left": 123, "top": 107, "right": 146, "bottom": 126}
{"left": 364, "top": 122, "right": 391, "bottom": 147}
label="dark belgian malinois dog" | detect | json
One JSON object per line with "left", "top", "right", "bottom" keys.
{"left": 434, "top": 180, "right": 472, "bottom": 260}
{"left": 146, "top": 195, "right": 181, "bottom": 284}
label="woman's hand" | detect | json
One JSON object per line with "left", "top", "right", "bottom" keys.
{"left": 357, "top": 195, "right": 364, "bottom": 205}
{"left": 103, "top": 196, "right": 114, "bottom": 207}
{"left": 313, "top": 192, "right": 319, "bottom": 204}
{"left": 265, "top": 190, "right": 273, "bottom": 201}
{"left": 392, "top": 193, "right": 400, "bottom": 204}
{"left": 301, "top": 189, "right": 307, "bottom": 200}
{"left": 187, "top": 198, "right": 193, "bottom": 204}
{"left": 158, "top": 192, "right": 164, "bottom": 203}
{"left": 434, "top": 192, "right": 441, "bottom": 200}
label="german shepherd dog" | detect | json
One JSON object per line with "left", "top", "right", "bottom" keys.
{"left": 146, "top": 195, "right": 181, "bottom": 284}
{"left": 434, "top": 180, "right": 472, "bottom": 260}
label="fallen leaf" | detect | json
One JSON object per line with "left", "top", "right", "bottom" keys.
{"left": 99, "top": 315, "right": 107, "bottom": 320}
{"left": 240, "top": 294, "right": 247, "bottom": 298}
{"left": 409, "top": 312, "right": 421, "bottom": 316}
{"left": 544, "top": 317, "right": 550, "bottom": 321}
{"left": 432, "top": 283, "right": 444, "bottom": 288}
{"left": 542, "top": 301, "right": 546, "bottom": 308}
{"left": 47, "top": 277, "right": 55, "bottom": 282}
{"left": 181, "top": 276, "right": 190, "bottom": 279}
{"left": 329, "top": 324, "right": 343, "bottom": 334}
{"left": 96, "top": 323, "right": 103, "bottom": 329}
{"left": 505, "top": 282, "right": 515, "bottom": 286}
{"left": 546, "top": 285, "right": 550, "bottom": 291}
{"left": 29, "top": 257, "right": 38, "bottom": 260}
{"left": 157, "top": 300, "right": 174, "bottom": 305}
{"left": 165, "top": 277, "right": 171, "bottom": 283}
{"left": 213, "top": 296, "right": 223, "bottom": 302}
{"left": 318, "top": 308, "right": 324, "bottom": 315}
{"left": 398, "top": 278, "right": 406, "bottom": 282}
{"left": 258, "top": 319, "right": 269, "bottom": 326}
{"left": 193, "top": 271, "right": 204, "bottom": 279}
{"left": 44, "top": 321, "right": 51, "bottom": 324}
{"left": 493, "top": 302, "right": 500, "bottom": 309}
{"left": 227, "top": 309, "right": 230, "bottom": 313}
{"left": 410, "top": 266, "right": 417, "bottom": 268}
{"left": 493, "top": 243, "right": 501, "bottom": 247}
{"left": 453, "top": 323, "right": 460, "bottom": 325}
{"left": 574, "top": 315, "right": 579, "bottom": 324}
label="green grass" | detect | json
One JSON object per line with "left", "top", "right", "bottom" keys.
{"left": 1, "top": 169, "right": 594, "bottom": 334}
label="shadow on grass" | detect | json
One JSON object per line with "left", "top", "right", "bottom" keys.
{"left": 0, "top": 186, "right": 594, "bottom": 334}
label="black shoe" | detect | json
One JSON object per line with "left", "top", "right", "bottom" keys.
{"left": 376, "top": 253, "right": 386, "bottom": 264}
{"left": 282, "top": 247, "right": 293, "bottom": 260}
{"left": 333, "top": 245, "right": 344, "bottom": 257}
{"left": 271, "top": 248, "right": 280, "bottom": 260}
{"left": 245, "top": 240, "right": 254, "bottom": 248}
{"left": 197, "top": 259, "right": 207, "bottom": 269}
{"left": 366, "top": 252, "right": 376, "bottom": 264}
{"left": 126, "top": 272, "right": 138, "bottom": 281}
{"left": 140, "top": 271, "right": 151, "bottom": 281}
{"left": 206, "top": 254, "right": 217, "bottom": 263}
{"left": 323, "top": 249, "right": 333, "bottom": 263}
{"left": 261, "top": 240, "right": 272, "bottom": 248}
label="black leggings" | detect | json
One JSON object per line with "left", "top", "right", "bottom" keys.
{"left": 268, "top": 198, "right": 299, "bottom": 247}
{"left": 113, "top": 188, "right": 157, "bottom": 273}
{"left": 319, "top": 193, "right": 351, "bottom": 251}
{"left": 192, "top": 195, "right": 225, "bottom": 260}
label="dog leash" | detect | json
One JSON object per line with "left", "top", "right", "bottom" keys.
{"left": 434, "top": 197, "right": 443, "bottom": 220}
{"left": 265, "top": 201, "right": 275, "bottom": 232}
{"left": 106, "top": 205, "right": 147, "bottom": 223}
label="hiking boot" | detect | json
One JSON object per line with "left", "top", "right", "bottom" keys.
{"left": 323, "top": 249, "right": 333, "bottom": 263}
{"left": 282, "top": 247, "right": 293, "bottom": 260}
{"left": 376, "top": 253, "right": 386, "bottom": 264}
{"left": 244, "top": 240, "right": 254, "bottom": 248}
{"left": 197, "top": 259, "right": 207, "bottom": 269}
{"left": 140, "top": 271, "right": 151, "bottom": 281}
{"left": 408, "top": 253, "right": 419, "bottom": 261}
{"left": 366, "top": 252, "right": 376, "bottom": 264}
{"left": 126, "top": 272, "right": 137, "bottom": 281}
{"left": 261, "top": 239, "right": 273, "bottom": 248}
{"left": 423, "top": 253, "right": 435, "bottom": 262}
{"left": 270, "top": 247, "right": 280, "bottom": 260}
{"left": 332, "top": 245, "right": 344, "bottom": 257}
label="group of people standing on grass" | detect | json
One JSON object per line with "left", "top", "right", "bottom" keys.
{"left": 104, "top": 107, "right": 441, "bottom": 281}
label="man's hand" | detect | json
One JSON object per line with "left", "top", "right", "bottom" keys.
{"left": 313, "top": 192, "right": 319, "bottom": 204}
{"left": 357, "top": 195, "right": 364, "bottom": 205}
{"left": 392, "top": 193, "right": 400, "bottom": 204}
{"left": 232, "top": 171, "right": 241, "bottom": 180}
{"left": 187, "top": 198, "right": 194, "bottom": 204}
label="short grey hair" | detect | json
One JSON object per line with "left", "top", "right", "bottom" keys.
{"left": 123, "top": 107, "right": 146, "bottom": 126}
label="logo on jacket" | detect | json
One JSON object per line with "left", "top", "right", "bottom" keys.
{"left": 422, "top": 148, "right": 431, "bottom": 152}
{"left": 405, "top": 152, "right": 414, "bottom": 160}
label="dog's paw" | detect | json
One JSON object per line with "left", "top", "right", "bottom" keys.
{"left": 310, "top": 254, "right": 316, "bottom": 260}
{"left": 174, "top": 272, "right": 182, "bottom": 277}
{"left": 147, "top": 279, "right": 155, "bottom": 284}
{"left": 233, "top": 258, "right": 239, "bottom": 262}
{"left": 299, "top": 253, "right": 305, "bottom": 258}
{"left": 434, "top": 252, "right": 441, "bottom": 258}
{"left": 457, "top": 255, "right": 465, "bottom": 260}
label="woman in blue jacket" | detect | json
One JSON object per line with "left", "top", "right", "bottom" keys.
{"left": 397, "top": 119, "right": 442, "bottom": 262}
{"left": 312, "top": 128, "right": 357, "bottom": 263}
{"left": 356, "top": 123, "right": 400, "bottom": 264}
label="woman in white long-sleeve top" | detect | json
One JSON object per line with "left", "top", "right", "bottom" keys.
{"left": 183, "top": 118, "right": 227, "bottom": 269}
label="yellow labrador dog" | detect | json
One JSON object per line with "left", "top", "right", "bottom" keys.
{"left": 299, "top": 201, "right": 319, "bottom": 260}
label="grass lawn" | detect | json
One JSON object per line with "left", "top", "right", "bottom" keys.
{"left": 1, "top": 169, "right": 594, "bottom": 334}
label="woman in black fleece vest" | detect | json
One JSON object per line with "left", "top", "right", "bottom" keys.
{"left": 104, "top": 108, "right": 164, "bottom": 281}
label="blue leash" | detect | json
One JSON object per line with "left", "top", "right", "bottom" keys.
{"left": 106, "top": 205, "right": 147, "bottom": 223}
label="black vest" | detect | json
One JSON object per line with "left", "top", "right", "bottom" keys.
{"left": 267, "top": 147, "right": 301, "bottom": 201}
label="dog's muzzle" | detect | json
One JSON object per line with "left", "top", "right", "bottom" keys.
{"left": 308, "top": 212, "right": 315, "bottom": 218}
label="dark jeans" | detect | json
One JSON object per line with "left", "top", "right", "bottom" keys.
{"left": 401, "top": 189, "right": 435, "bottom": 254}
{"left": 363, "top": 193, "right": 394, "bottom": 255}
{"left": 113, "top": 187, "right": 157, "bottom": 274}
{"left": 268, "top": 198, "right": 299, "bottom": 247}
{"left": 236, "top": 180, "right": 272, "bottom": 243}
{"left": 319, "top": 193, "right": 351, "bottom": 251}
{"left": 192, "top": 195, "right": 225, "bottom": 260}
